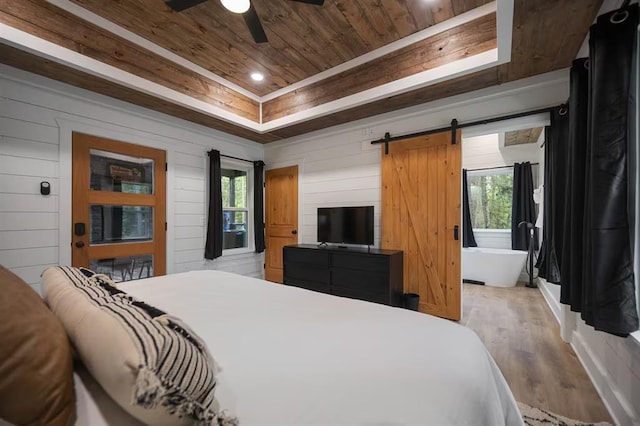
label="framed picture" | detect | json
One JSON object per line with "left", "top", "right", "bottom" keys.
{"left": 108, "top": 163, "right": 144, "bottom": 183}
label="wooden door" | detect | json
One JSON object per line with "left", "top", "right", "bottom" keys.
{"left": 72, "top": 133, "right": 166, "bottom": 281}
{"left": 381, "top": 131, "right": 461, "bottom": 320}
{"left": 264, "top": 165, "right": 298, "bottom": 283}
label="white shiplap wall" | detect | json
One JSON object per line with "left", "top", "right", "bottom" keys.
{"left": 0, "top": 65, "right": 264, "bottom": 293}
{"left": 265, "top": 70, "right": 568, "bottom": 249}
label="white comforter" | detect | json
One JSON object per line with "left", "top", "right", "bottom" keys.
{"left": 75, "top": 270, "right": 523, "bottom": 425}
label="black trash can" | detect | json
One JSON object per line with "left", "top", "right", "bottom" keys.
{"left": 403, "top": 293, "right": 419, "bottom": 311}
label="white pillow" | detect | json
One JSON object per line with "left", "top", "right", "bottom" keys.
{"left": 43, "top": 266, "right": 237, "bottom": 426}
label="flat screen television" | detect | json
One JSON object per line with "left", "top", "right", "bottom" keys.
{"left": 317, "top": 206, "right": 374, "bottom": 245}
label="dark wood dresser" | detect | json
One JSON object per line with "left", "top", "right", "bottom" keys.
{"left": 283, "top": 244, "right": 403, "bottom": 306}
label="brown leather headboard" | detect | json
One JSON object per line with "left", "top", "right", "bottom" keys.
{"left": 0, "top": 265, "right": 75, "bottom": 426}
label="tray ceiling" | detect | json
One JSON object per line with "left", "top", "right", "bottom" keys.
{"left": 0, "top": 0, "right": 602, "bottom": 143}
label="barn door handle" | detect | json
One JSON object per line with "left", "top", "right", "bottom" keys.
{"left": 453, "top": 225, "right": 459, "bottom": 241}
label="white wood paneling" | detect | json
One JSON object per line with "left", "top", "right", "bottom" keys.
{"left": 175, "top": 237, "right": 204, "bottom": 251}
{"left": 0, "top": 230, "right": 58, "bottom": 250}
{"left": 0, "top": 194, "right": 58, "bottom": 212}
{"left": 0, "top": 155, "right": 58, "bottom": 178}
{"left": 175, "top": 190, "right": 205, "bottom": 203}
{"left": 175, "top": 226, "right": 204, "bottom": 239}
{"left": 0, "top": 117, "right": 59, "bottom": 144}
{"left": 175, "top": 202, "right": 205, "bottom": 215}
{"left": 0, "top": 175, "right": 59, "bottom": 195}
{"left": 175, "top": 214, "right": 204, "bottom": 227}
{"left": 0, "top": 247, "right": 58, "bottom": 268}
{"left": 0, "top": 64, "right": 265, "bottom": 287}
{"left": 1, "top": 137, "right": 59, "bottom": 161}
{"left": 175, "top": 177, "right": 205, "bottom": 192}
{"left": 0, "top": 212, "right": 58, "bottom": 230}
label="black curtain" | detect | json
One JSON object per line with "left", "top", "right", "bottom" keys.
{"left": 254, "top": 161, "right": 265, "bottom": 253}
{"left": 581, "top": 5, "right": 638, "bottom": 335}
{"left": 560, "top": 58, "right": 589, "bottom": 311}
{"left": 462, "top": 169, "right": 477, "bottom": 248}
{"left": 511, "top": 162, "right": 538, "bottom": 251}
{"left": 536, "top": 110, "right": 569, "bottom": 284}
{"left": 204, "top": 150, "right": 223, "bottom": 260}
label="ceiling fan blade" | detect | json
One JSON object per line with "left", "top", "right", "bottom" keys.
{"left": 289, "top": 0, "right": 325, "bottom": 5}
{"left": 166, "top": 0, "right": 207, "bottom": 12}
{"left": 243, "top": 4, "right": 268, "bottom": 44}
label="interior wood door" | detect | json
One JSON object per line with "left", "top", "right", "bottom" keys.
{"left": 381, "top": 131, "right": 461, "bottom": 320}
{"left": 264, "top": 165, "right": 298, "bottom": 283}
{"left": 72, "top": 133, "right": 166, "bottom": 281}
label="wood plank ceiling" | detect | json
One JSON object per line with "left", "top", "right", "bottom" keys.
{"left": 0, "top": 0, "right": 602, "bottom": 143}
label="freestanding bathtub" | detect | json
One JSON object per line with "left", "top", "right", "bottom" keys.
{"left": 462, "top": 247, "right": 528, "bottom": 287}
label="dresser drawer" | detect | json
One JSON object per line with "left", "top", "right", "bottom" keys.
{"left": 330, "top": 252, "right": 389, "bottom": 272}
{"left": 285, "top": 278, "right": 330, "bottom": 294}
{"left": 331, "top": 268, "right": 388, "bottom": 293}
{"left": 331, "top": 285, "right": 389, "bottom": 305}
{"left": 284, "top": 247, "right": 329, "bottom": 267}
{"left": 284, "top": 263, "right": 330, "bottom": 284}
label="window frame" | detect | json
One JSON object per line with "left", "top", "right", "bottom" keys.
{"left": 220, "top": 158, "right": 254, "bottom": 256}
{"left": 466, "top": 167, "right": 514, "bottom": 231}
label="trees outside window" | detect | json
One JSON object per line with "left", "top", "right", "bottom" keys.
{"left": 467, "top": 169, "right": 513, "bottom": 230}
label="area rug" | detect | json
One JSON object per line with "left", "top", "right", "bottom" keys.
{"left": 518, "top": 402, "right": 612, "bottom": 426}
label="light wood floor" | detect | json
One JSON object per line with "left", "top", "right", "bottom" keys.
{"left": 460, "top": 282, "right": 613, "bottom": 423}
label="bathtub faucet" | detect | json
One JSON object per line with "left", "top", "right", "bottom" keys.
{"left": 518, "top": 221, "right": 534, "bottom": 229}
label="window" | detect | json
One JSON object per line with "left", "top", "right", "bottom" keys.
{"left": 221, "top": 162, "right": 252, "bottom": 252}
{"left": 467, "top": 169, "right": 513, "bottom": 230}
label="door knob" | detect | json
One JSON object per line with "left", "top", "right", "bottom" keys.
{"left": 75, "top": 241, "right": 85, "bottom": 248}
{"left": 291, "top": 230, "right": 297, "bottom": 235}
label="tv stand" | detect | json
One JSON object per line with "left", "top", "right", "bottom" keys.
{"left": 283, "top": 244, "right": 403, "bottom": 306}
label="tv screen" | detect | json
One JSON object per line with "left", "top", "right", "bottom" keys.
{"left": 317, "top": 206, "right": 374, "bottom": 245}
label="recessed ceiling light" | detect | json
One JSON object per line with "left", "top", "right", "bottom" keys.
{"left": 251, "top": 72, "right": 264, "bottom": 82}
{"left": 220, "top": 0, "right": 250, "bottom": 14}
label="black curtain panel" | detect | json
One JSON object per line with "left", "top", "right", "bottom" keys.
{"left": 581, "top": 5, "right": 638, "bottom": 335}
{"left": 511, "top": 162, "right": 539, "bottom": 251}
{"left": 536, "top": 109, "right": 569, "bottom": 284}
{"left": 253, "top": 161, "right": 266, "bottom": 253}
{"left": 462, "top": 169, "right": 477, "bottom": 248}
{"left": 204, "top": 150, "right": 223, "bottom": 260}
{"left": 559, "top": 58, "right": 589, "bottom": 311}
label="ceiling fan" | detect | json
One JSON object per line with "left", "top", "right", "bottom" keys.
{"left": 166, "top": 0, "right": 325, "bottom": 44}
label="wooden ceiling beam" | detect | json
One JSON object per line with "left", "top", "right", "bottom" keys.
{"left": 262, "top": 13, "right": 496, "bottom": 123}
{"left": 0, "top": 44, "right": 280, "bottom": 143}
{"left": 0, "top": 0, "right": 260, "bottom": 123}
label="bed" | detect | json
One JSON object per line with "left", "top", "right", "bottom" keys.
{"left": 61, "top": 269, "right": 523, "bottom": 426}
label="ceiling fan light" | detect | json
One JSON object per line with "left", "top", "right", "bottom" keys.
{"left": 220, "top": 0, "right": 250, "bottom": 13}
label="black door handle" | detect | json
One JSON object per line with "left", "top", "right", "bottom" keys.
{"left": 75, "top": 241, "right": 85, "bottom": 248}
{"left": 453, "top": 225, "right": 459, "bottom": 241}
{"left": 291, "top": 230, "right": 297, "bottom": 235}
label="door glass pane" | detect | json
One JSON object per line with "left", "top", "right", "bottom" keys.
{"left": 90, "top": 205, "right": 153, "bottom": 244}
{"left": 90, "top": 149, "right": 154, "bottom": 194}
{"left": 223, "top": 210, "right": 248, "bottom": 249}
{"left": 89, "top": 255, "right": 154, "bottom": 283}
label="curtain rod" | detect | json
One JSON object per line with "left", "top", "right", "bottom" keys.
{"left": 220, "top": 153, "right": 263, "bottom": 165}
{"left": 466, "top": 163, "right": 539, "bottom": 173}
{"left": 370, "top": 105, "right": 562, "bottom": 146}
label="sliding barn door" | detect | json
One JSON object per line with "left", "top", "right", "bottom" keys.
{"left": 381, "top": 131, "right": 461, "bottom": 320}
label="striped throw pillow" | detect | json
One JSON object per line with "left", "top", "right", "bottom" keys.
{"left": 43, "top": 266, "right": 237, "bottom": 426}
